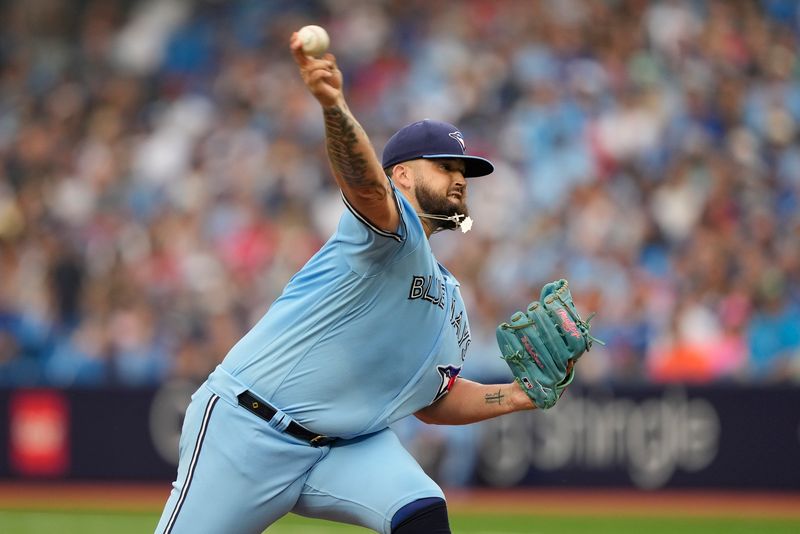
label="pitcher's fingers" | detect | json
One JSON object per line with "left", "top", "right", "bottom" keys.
{"left": 289, "top": 32, "right": 310, "bottom": 66}
{"left": 307, "top": 69, "right": 333, "bottom": 84}
{"left": 299, "top": 57, "right": 335, "bottom": 74}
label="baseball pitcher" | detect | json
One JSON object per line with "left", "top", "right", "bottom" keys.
{"left": 155, "top": 30, "right": 599, "bottom": 534}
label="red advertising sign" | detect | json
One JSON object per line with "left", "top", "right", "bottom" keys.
{"left": 9, "top": 390, "right": 69, "bottom": 476}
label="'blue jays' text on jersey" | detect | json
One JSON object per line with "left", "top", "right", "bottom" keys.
{"left": 216, "top": 182, "right": 471, "bottom": 438}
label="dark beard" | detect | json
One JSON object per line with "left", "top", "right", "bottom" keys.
{"left": 415, "top": 180, "right": 469, "bottom": 232}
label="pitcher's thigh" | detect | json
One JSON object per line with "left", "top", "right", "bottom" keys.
{"left": 154, "top": 389, "right": 322, "bottom": 534}
{"left": 294, "top": 428, "right": 444, "bottom": 534}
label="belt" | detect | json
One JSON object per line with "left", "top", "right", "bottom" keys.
{"left": 237, "top": 391, "right": 337, "bottom": 447}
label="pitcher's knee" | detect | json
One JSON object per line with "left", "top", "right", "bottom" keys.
{"left": 390, "top": 497, "right": 450, "bottom": 534}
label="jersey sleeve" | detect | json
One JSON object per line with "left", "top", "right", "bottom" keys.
{"left": 336, "top": 181, "right": 425, "bottom": 276}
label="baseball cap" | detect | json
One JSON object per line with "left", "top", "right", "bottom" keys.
{"left": 381, "top": 119, "right": 494, "bottom": 178}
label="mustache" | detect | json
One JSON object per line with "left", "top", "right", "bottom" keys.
{"left": 448, "top": 185, "right": 465, "bottom": 196}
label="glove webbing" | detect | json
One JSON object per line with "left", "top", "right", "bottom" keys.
{"left": 548, "top": 289, "right": 605, "bottom": 351}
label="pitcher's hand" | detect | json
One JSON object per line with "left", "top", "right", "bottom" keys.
{"left": 290, "top": 32, "right": 343, "bottom": 109}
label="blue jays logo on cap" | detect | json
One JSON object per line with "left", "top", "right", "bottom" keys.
{"left": 381, "top": 119, "right": 494, "bottom": 178}
{"left": 448, "top": 131, "right": 466, "bottom": 152}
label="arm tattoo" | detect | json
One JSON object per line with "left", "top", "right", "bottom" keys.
{"left": 323, "top": 106, "right": 384, "bottom": 197}
{"left": 484, "top": 390, "right": 504, "bottom": 405}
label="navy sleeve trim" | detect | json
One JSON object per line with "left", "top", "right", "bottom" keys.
{"left": 340, "top": 190, "right": 404, "bottom": 242}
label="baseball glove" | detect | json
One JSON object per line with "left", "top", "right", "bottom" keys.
{"left": 496, "top": 279, "right": 602, "bottom": 409}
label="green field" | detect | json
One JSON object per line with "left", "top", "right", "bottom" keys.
{"left": 1, "top": 509, "right": 799, "bottom": 534}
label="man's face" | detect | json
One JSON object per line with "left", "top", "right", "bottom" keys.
{"left": 412, "top": 159, "right": 469, "bottom": 231}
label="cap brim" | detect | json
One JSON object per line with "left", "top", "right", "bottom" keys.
{"left": 422, "top": 154, "right": 495, "bottom": 178}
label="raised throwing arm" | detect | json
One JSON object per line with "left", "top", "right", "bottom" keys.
{"left": 290, "top": 32, "right": 399, "bottom": 234}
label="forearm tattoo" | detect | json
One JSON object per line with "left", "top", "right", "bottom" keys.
{"left": 484, "top": 390, "right": 504, "bottom": 405}
{"left": 323, "top": 106, "right": 382, "bottom": 195}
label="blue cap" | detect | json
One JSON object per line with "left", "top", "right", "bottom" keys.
{"left": 381, "top": 119, "right": 494, "bottom": 178}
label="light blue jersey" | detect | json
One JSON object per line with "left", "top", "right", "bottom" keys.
{"left": 155, "top": 185, "right": 464, "bottom": 533}
{"left": 216, "top": 183, "right": 470, "bottom": 438}
{"left": 155, "top": 112, "right": 494, "bottom": 534}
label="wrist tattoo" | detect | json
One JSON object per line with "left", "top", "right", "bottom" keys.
{"left": 323, "top": 106, "right": 382, "bottom": 195}
{"left": 484, "top": 390, "right": 504, "bottom": 405}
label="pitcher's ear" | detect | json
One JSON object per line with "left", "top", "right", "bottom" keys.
{"left": 390, "top": 163, "right": 413, "bottom": 190}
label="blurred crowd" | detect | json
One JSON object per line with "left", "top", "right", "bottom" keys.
{"left": 1, "top": 0, "right": 799, "bottom": 388}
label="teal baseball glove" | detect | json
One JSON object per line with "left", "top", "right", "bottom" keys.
{"left": 496, "top": 279, "right": 602, "bottom": 409}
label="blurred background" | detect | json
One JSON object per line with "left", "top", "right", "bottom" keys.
{"left": 0, "top": 0, "right": 799, "bottom": 502}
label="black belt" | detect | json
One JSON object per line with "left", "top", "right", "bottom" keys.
{"left": 237, "top": 391, "right": 336, "bottom": 447}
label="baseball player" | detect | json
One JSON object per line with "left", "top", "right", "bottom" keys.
{"left": 155, "top": 32, "right": 553, "bottom": 534}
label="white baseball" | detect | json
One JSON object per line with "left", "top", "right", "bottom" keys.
{"left": 298, "top": 25, "right": 330, "bottom": 57}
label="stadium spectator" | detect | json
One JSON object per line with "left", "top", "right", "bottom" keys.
{"left": 0, "top": 0, "right": 798, "bottom": 388}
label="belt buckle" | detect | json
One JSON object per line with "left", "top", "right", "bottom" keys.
{"left": 309, "top": 435, "right": 331, "bottom": 447}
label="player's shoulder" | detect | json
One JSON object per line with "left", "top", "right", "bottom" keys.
{"left": 338, "top": 182, "right": 425, "bottom": 247}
